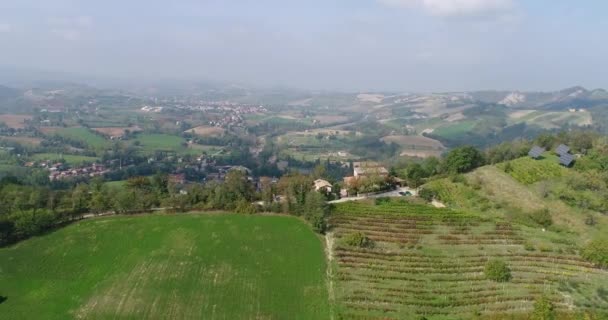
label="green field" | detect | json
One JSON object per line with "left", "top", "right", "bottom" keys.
{"left": 433, "top": 120, "right": 476, "bottom": 138}
{"left": 0, "top": 214, "right": 330, "bottom": 320}
{"left": 30, "top": 153, "right": 100, "bottom": 165}
{"left": 133, "top": 133, "right": 201, "bottom": 155}
{"left": 498, "top": 154, "right": 567, "bottom": 185}
{"left": 54, "top": 127, "right": 109, "bottom": 148}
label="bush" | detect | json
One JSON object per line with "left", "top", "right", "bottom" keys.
{"left": 235, "top": 199, "right": 257, "bottom": 214}
{"left": 375, "top": 197, "right": 391, "bottom": 205}
{"left": 581, "top": 238, "right": 608, "bottom": 268}
{"left": 530, "top": 296, "right": 555, "bottom": 320}
{"left": 418, "top": 188, "right": 437, "bottom": 202}
{"left": 484, "top": 259, "right": 512, "bottom": 282}
{"left": 524, "top": 242, "right": 536, "bottom": 251}
{"left": 343, "top": 232, "right": 373, "bottom": 248}
{"left": 529, "top": 208, "right": 552, "bottom": 228}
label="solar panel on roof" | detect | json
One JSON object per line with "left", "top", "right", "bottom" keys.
{"left": 559, "top": 153, "right": 575, "bottom": 167}
{"left": 528, "top": 146, "right": 545, "bottom": 159}
{"left": 556, "top": 144, "right": 570, "bottom": 156}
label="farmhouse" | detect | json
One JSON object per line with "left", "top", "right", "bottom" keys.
{"left": 314, "top": 179, "right": 332, "bottom": 193}
{"left": 352, "top": 162, "right": 389, "bottom": 177}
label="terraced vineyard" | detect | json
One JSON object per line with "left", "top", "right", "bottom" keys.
{"left": 328, "top": 201, "right": 608, "bottom": 319}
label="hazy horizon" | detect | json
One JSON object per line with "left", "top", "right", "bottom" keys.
{"left": 1, "top": 1, "right": 607, "bottom": 92}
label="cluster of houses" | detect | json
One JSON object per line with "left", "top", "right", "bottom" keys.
{"left": 47, "top": 163, "right": 109, "bottom": 181}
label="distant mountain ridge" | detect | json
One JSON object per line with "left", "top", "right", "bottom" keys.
{"left": 468, "top": 86, "right": 608, "bottom": 110}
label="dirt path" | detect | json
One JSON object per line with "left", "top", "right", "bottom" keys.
{"left": 324, "top": 232, "right": 336, "bottom": 320}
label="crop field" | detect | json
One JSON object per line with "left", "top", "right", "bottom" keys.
{"left": 0, "top": 214, "right": 330, "bottom": 320}
{"left": 184, "top": 125, "right": 226, "bottom": 137}
{"left": 0, "top": 114, "right": 33, "bottom": 129}
{"left": 432, "top": 121, "right": 476, "bottom": 139}
{"left": 328, "top": 201, "right": 608, "bottom": 319}
{"left": 381, "top": 135, "right": 445, "bottom": 158}
{"left": 511, "top": 111, "right": 593, "bottom": 129}
{"left": 0, "top": 136, "right": 43, "bottom": 145}
{"left": 92, "top": 126, "right": 142, "bottom": 137}
{"left": 30, "top": 153, "right": 100, "bottom": 165}
{"left": 53, "top": 127, "right": 110, "bottom": 148}
{"left": 134, "top": 133, "right": 199, "bottom": 155}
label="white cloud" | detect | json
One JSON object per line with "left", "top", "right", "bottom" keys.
{"left": 378, "top": 0, "right": 514, "bottom": 16}
{"left": 0, "top": 23, "right": 12, "bottom": 33}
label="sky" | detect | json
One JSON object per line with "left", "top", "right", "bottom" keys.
{"left": 0, "top": 0, "right": 607, "bottom": 92}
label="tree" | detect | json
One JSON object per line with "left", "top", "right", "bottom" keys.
{"left": 304, "top": 191, "right": 328, "bottom": 233}
{"left": 443, "top": 146, "right": 485, "bottom": 174}
{"left": 530, "top": 296, "right": 555, "bottom": 320}
{"left": 404, "top": 163, "right": 427, "bottom": 188}
{"left": 484, "top": 259, "right": 512, "bottom": 282}
{"left": 71, "top": 184, "right": 90, "bottom": 216}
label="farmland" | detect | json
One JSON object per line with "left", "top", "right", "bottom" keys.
{"left": 30, "top": 153, "right": 100, "bottom": 165}
{"left": 0, "top": 114, "right": 33, "bottom": 129}
{"left": 92, "top": 126, "right": 142, "bottom": 137}
{"left": 185, "top": 125, "right": 226, "bottom": 137}
{"left": 53, "top": 127, "right": 110, "bottom": 148}
{"left": 328, "top": 200, "right": 608, "bottom": 319}
{"left": 0, "top": 214, "right": 330, "bottom": 320}
{"left": 432, "top": 121, "right": 476, "bottom": 139}
{"left": 381, "top": 135, "right": 445, "bottom": 158}
{"left": 0, "top": 136, "right": 43, "bottom": 145}
{"left": 133, "top": 133, "right": 199, "bottom": 155}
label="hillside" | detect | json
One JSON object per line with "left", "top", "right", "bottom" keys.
{"left": 0, "top": 214, "right": 330, "bottom": 320}
{"left": 328, "top": 200, "right": 608, "bottom": 319}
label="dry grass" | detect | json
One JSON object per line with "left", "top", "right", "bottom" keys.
{"left": 0, "top": 136, "right": 43, "bottom": 145}
{"left": 39, "top": 127, "right": 63, "bottom": 135}
{"left": 185, "top": 125, "right": 226, "bottom": 137}
{"left": 0, "top": 115, "right": 33, "bottom": 129}
{"left": 382, "top": 135, "right": 445, "bottom": 149}
{"left": 357, "top": 93, "right": 384, "bottom": 103}
{"left": 313, "top": 115, "right": 349, "bottom": 125}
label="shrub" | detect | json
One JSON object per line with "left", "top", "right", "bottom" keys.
{"left": 418, "top": 188, "right": 437, "bottom": 202}
{"left": 585, "top": 214, "right": 597, "bottom": 226}
{"left": 524, "top": 242, "right": 536, "bottom": 251}
{"left": 343, "top": 232, "right": 373, "bottom": 248}
{"left": 235, "top": 199, "right": 258, "bottom": 214}
{"left": 484, "top": 259, "right": 512, "bottom": 282}
{"left": 530, "top": 296, "right": 555, "bottom": 320}
{"left": 375, "top": 197, "right": 391, "bottom": 205}
{"left": 581, "top": 238, "right": 608, "bottom": 268}
{"left": 529, "top": 208, "right": 552, "bottom": 228}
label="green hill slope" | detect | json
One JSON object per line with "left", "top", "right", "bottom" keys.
{"left": 0, "top": 214, "right": 330, "bottom": 320}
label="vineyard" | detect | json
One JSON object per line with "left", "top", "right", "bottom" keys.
{"left": 329, "top": 201, "right": 608, "bottom": 319}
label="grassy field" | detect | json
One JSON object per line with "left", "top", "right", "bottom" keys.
{"left": 30, "top": 153, "right": 99, "bottom": 165}
{"left": 133, "top": 133, "right": 201, "bottom": 155}
{"left": 54, "top": 127, "right": 109, "bottom": 148}
{"left": 497, "top": 154, "right": 567, "bottom": 185}
{"left": 433, "top": 120, "right": 476, "bottom": 138}
{"left": 0, "top": 214, "right": 330, "bottom": 320}
{"left": 328, "top": 200, "right": 608, "bottom": 319}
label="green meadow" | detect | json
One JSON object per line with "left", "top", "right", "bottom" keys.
{"left": 0, "top": 214, "right": 330, "bottom": 320}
